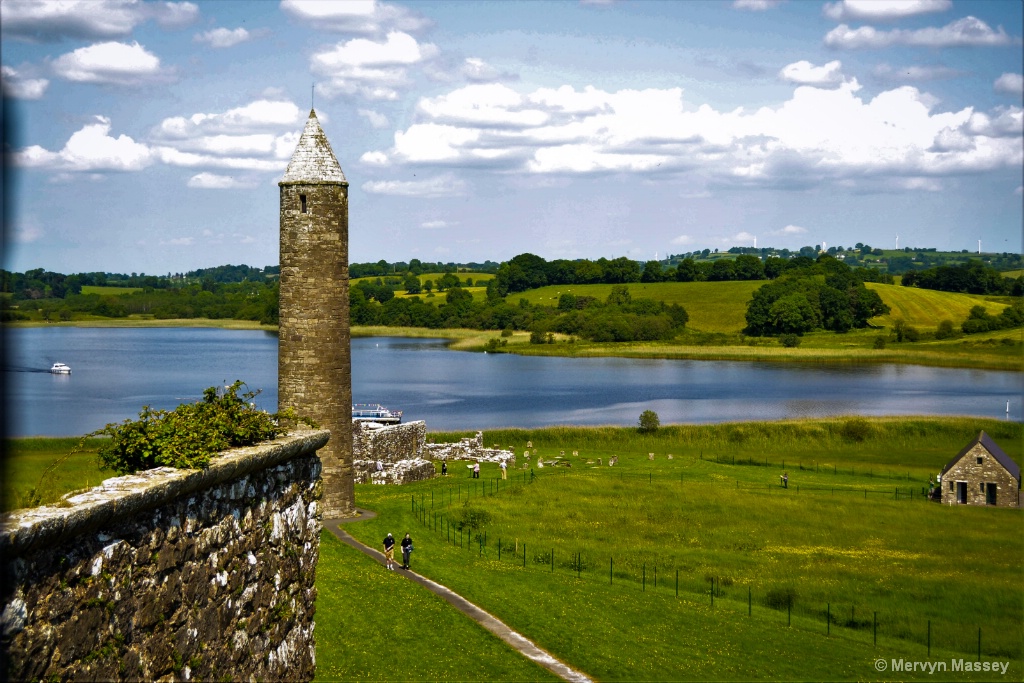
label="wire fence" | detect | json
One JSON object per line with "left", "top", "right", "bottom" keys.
{"left": 406, "top": 471, "right": 1018, "bottom": 661}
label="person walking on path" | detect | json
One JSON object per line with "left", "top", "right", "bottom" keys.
{"left": 500, "top": 460, "right": 507, "bottom": 480}
{"left": 781, "top": 472, "right": 788, "bottom": 489}
{"left": 473, "top": 462, "right": 480, "bottom": 479}
{"left": 441, "top": 461, "right": 447, "bottom": 476}
{"left": 383, "top": 532, "right": 396, "bottom": 570}
{"left": 401, "top": 532, "right": 413, "bottom": 569}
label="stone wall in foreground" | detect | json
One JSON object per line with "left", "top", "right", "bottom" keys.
{"left": 0, "top": 429, "right": 329, "bottom": 682}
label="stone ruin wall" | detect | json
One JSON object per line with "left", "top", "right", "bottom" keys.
{"left": 0, "top": 430, "right": 329, "bottom": 682}
{"left": 352, "top": 420, "right": 434, "bottom": 485}
{"left": 424, "top": 430, "right": 515, "bottom": 466}
{"left": 352, "top": 423, "right": 515, "bottom": 484}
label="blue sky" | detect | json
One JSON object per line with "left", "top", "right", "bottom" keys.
{"left": 2, "top": 0, "right": 1022, "bottom": 275}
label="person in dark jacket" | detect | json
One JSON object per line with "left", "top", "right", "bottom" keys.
{"left": 401, "top": 532, "right": 413, "bottom": 569}
{"left": 383, "top": 533, "right": 396, "bottom": 570}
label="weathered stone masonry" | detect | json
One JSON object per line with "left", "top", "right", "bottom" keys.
{"left": 279, "top": 109, "right": 353, "bottom": 519}
{"left": 1, "top": 429, "right": 329, "bottom": 682}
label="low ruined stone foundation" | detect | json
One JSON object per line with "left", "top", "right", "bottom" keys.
{"left": 351, "top": 424, "right": 515, "bottom": 485}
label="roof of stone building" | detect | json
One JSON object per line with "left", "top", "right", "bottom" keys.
{"left": 941, "top": 430, "right": 1020, "bottom": 481}
{"left": 280, "top": 109, "right": 346, "bottom": 185}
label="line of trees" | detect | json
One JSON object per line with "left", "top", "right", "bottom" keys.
{"left": 2, "top": 280, "right": 279, "bottom": 325}
{"left": 352, "top": 281, "right": 688, "bottom": 343}
{"left": 901, "top": 261, "right": 1024, "bottom": 296}
{"left": 489, "top": 252, "right": 894, "bottom": 299}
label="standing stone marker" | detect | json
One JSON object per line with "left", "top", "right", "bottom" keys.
{"left": 279, "top": 109, "right": 354, "bottom": 518}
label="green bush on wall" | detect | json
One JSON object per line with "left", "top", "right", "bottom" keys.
{"left": 92, "top": 381, "right": 313, "bottom": 474}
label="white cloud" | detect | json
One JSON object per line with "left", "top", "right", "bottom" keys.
{"left": 0, "top": 0, "right": 198, "bottom": 42}
{"left": 460, "top": 57, "right": 516, "bottom": 83}
{"left": 362, "top": 174, "right": 467, "bottom": 197}
{"left": 186, "top": 172, "right": 257, "bottom": 189}
{"left": 825, "top": 17, "right": 1015, "bottom": 49}
{"left": 153, "top": 147, "right": 284, "bottom": 171}
{"left": 1015, "top": 185, "right": 1023, "bottom": 196}
{"left": 213, "top": 100, "right": 304, "bottom": 129}
{"left": 823, "top": 0, "right": 951, "bottom": 22}
{"left": 194, "top": 27, "right": 252, "bottom": 48}
{"left": 311, "top": 30, "right": 438, "bottom": 100}
{"left": 12, "top": 217, "right": 43, "bottom": 244}
{"left": 779, "top": 60, "right": 845, "bottom": 86}
{"left": 420, "top": 220, "right": 449, "bottom": 229}
{"left": 13, "top": 116, "right": 154, "bottom": 172}
{"left": 358, "top": 108, "right": 390, "bottom": 128}
{"left": 280, "top": 0, "right": 429, "bottom": 34}
{"left": 734, "top": 231, "right": 757, "bottom": 243}
{"left": 149, "top": 99, "right": 303, "bottom": 172}
{"left": 51, "top": 41, "right": 170, "bottom": 85}
{"left": 670, "top": 235, "right": 695, "bottom": 246}
{"left": 994, "top": 73, "right": 1024, "bottom": 96}
{"left": 360, "top": 151, "right": 390, "bottom": 165}
{"left": 0, "top": 65, "right": 49, "bottom": 99}
{"left": 371, "top": 80, "right": 1023, "bottom": 189}
{"left": 732, "top": 0, "right": 782, "bottom": 10}
{"left": 775, "top": 225, "right": 808, "bottom": 235}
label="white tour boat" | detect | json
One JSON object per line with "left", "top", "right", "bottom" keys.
{"left": 49, "top": 362, "right": 72, "bottom": 374}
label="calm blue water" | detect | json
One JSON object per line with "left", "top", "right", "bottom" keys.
{"left": 4, "top": 328, "right": 1021, "bottom": 436}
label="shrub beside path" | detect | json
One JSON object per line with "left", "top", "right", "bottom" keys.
{"left": 324, "top": 511, "right": 593, "bottom": 683}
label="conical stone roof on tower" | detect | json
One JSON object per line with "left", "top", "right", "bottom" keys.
{"left": 281, "top": 110, "right": 347, "bottom": 185}
{"left": 278, "top": 108, "right": 354, "bottom": 518}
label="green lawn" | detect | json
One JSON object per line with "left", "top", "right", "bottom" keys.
{"left": 6, "top": 418, "right": 1022, "bottom": 679}
{"left": 2, "top": 437, "right": 109, "bottom": 511}
{"left": 79, "top": 285, "right": 143, "bottom": 295}
{"left": 341, "top": 418, "right": 1023, "bottom": 680}
{"left": 314, "top": 531, "right": 561, "bottom": 682}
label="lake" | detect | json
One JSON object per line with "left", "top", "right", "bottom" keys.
{"left": 4, "top": 327, "right": 1021, "bottom": 437}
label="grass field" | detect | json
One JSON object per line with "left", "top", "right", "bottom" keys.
{"left": 2, "top": 437, "right": 109, "bottom": 511}
{"left": 314, "top": 531, "right": 560, "bottom": 682}
{"left": 79, "top": 285, "right": 143, "bottom": 296}
{"left": 6, "top": 418, "right": 1021, "bottom": 680}
{"left": 511, "top": 281, "right": 1012, "bottom": 336}
{"left": 865, "top": 283, "right": 1009, "bottom": 331}
{"left": 340, "top": 417, "right": 1023, "bottom": 680}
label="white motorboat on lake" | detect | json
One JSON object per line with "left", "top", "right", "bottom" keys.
{"left": 49, "top": 362, "right": 72, "bottom": 374}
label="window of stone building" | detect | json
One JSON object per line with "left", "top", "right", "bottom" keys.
{"left": 980, "top": 482, "right": 985, "bottom": 492}
{"left": 300, "top": 194, "right": 307, "bottom": 213}
{"left": 976, "top": 456, "right": 983, "bottom": 464}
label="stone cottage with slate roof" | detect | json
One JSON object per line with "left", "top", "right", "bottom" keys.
{"left": 279, "top": 109, "right": 354, "bottom": 518}
{"left": 939, "top": 431, "right": 1020, "bottom": 507}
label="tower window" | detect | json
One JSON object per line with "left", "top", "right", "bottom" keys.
{"left": 300, "top": 194, "right": 307, "bottom": 213}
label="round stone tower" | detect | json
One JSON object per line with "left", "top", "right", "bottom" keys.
{"left": 278, "top": 109, "right": 353, "bottom": 518}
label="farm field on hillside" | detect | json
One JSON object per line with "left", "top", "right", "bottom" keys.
{"left": 865, "top": 283, "right": 1009, "bottom": 331}
{"left": 510, "top": 281, "right": 1011, "bottom": 336}
{"left": 343, "top": 418, "right": 1023, "bottom": 681}
{"left": 513, "top": 281, "right": 762, "bottom": 333}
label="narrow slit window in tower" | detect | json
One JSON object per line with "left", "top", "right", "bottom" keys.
{"left": 300, "top": 194, "right": 307, "bottom": 213}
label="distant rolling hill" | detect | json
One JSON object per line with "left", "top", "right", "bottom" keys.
{"left": 510, "top": 281, "right": 1011, "bottom": 334}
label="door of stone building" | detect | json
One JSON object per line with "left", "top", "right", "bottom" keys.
{"left": 956, "top": 481, "right": 967, "bottom": 504}
{"left": 985, "top": 482, "right": 997, "bottom": 505}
